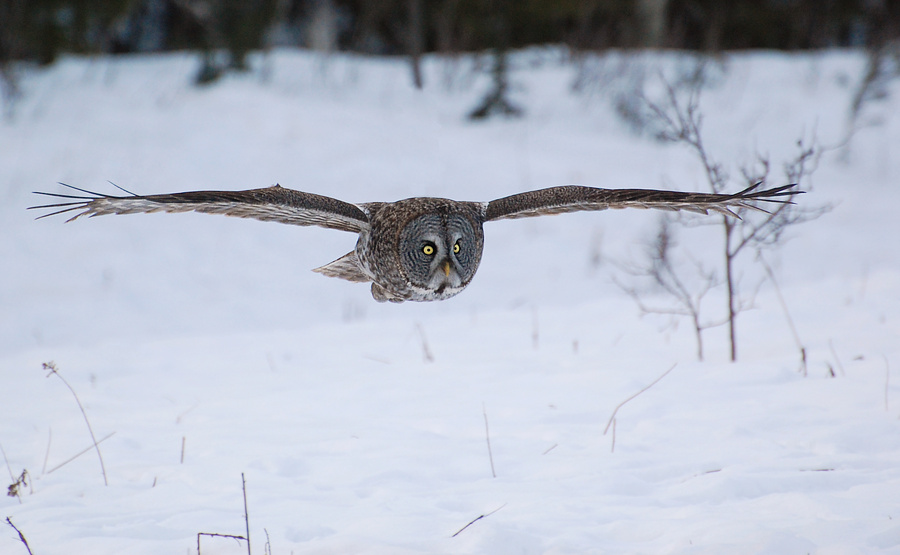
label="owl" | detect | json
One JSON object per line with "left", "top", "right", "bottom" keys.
{"left": 32, "top": 182, "right": 799, "bottom": 302}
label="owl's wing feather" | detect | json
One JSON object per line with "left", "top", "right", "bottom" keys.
{"left": 30, "top": 184, "right": 369, "bottom": 233}
{"left": 483, "top": 182, "right": 801, "bottom": 222}
{"left": 312, "top": 251, "right": 371, "bottom": 283}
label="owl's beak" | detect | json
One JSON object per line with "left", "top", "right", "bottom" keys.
{"left": 441, "top": 260, "right": 451, "bottom": 277}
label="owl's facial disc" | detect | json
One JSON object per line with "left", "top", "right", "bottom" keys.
{"left": 399, "top": 213, "right": 481, "bottom": 299}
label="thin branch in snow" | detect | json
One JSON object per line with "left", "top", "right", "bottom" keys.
{"left": 43, "top": 361, "right": 108, "bottom": 486}
{"left": 181, "top": 437, "right": 186, "bottom": 464}
{"left": 604, "top": 364, "right": 677, "bottom": 453}
{"left": 5, "top": 517, "right": 34, "bottom": 555}
{"left": 451, "top": 503, "right": 507, "bottom": 538}
{"left": 483, "top": 404, "right": 496, "bottom": 478}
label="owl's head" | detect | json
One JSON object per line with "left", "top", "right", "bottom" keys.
{"left": 397, "top": 208, "right": 484, "bottom": 301}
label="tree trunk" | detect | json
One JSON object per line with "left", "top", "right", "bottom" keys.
{"left": 408, "top": 0, "right": 424, "bottom": 89}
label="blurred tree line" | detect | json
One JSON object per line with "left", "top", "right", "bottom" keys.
{"left": 2, "top": 0, "right": 898, "bottom": 66}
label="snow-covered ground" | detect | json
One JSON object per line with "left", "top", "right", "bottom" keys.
{"left": 1, "top": 48, "right": 898, "bottom": 554}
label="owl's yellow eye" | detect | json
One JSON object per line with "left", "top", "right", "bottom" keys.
{"left": 453, "top": 242, "right": 460, "bottom": 254}
{"left": 422, "top": 244, "right": 435, "bottom": 256}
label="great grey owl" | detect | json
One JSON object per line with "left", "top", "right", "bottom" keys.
{"left": 32, "top": 182, "right": 799, "bottom": 302}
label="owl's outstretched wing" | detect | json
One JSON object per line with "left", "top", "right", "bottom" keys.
{"left": 30, "top": 184, "right": 370, "bottom": 233}
{"left": 483, "top": 182, "right": 801, "bottom": 222}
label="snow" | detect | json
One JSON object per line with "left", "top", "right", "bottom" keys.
{"left": 1, "top": 48, "right": 899, "bottom": 554}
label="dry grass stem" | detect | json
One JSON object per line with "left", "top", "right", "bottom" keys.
{"left": 828, "top": 340, "right": 845, "bottom": 376}
{"left": 604, "top": 364, "right": 677, "bottom": 452}
{"left": 41, "top": 428, "right": 52, "bottom": 475}
{"left": 45, "top": 432, "right": 115, "bottom": 475}
{"left": 5, "top": 517, "right": 34, "bottom": 555}
{"left": 483, "top": 404, "right": 497, "bottom": 478}
{"left": 758, "top": 254, "right": 808, "bottom": 376}
{"left": 451, "top": 503, "right": 507, "bottom": 538}
{"left": 42, "top": 361, "right": 108, "bottom": 485}
{"left": 415, "top": 323, "right": 434, "bottom": 363}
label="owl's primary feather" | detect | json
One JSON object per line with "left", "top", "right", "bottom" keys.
{"left": 31, "top": 181, "right": 801, "bottom": 302}
{"left": 483, "top": 182, "right": 797, "bottom": 222}
{"left": 32, "top": 184, "right": 369, "bottom": 233}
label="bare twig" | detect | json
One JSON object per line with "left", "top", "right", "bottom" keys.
{"left": 5, "top": 517, "right": 34, "bottom": 555}
{"left": 43, "top": 362, "right": 108, "bottom": 485}
{"left": 451, "top": 503, "right": 507, "bottom": 538}
{"left": 46, "top": 432, "right": 116, "bottom": 475}
{"left": 614, "top": 217, "right": 722, "bottom": 361}
{"left": 604, "top": 364, "right": 677, "bottom": 452}
{"left": 483, "top": 404, "right": 496, "bottom": 478}
{"left": 181, "top": 437, "right": 186, "bottom": 464}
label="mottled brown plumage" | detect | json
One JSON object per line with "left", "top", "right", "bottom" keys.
{"left": 31, "top": 182, "right": 800, "bottom": 302}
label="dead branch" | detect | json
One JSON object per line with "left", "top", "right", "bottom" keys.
{"left": 197, "top": 473, "right": 252, "bottom": 555}
{"left": 197, "top": 532, "right": 247, "bottom": 554}
{"left": 242, "top": 473, "right": 251, "bottom": 555}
